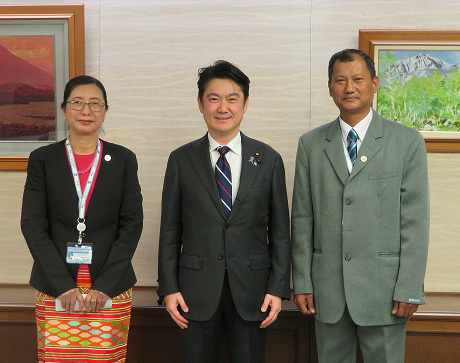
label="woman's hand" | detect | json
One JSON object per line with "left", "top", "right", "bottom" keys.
{"left": 85, "top": 289, "right": 109, "bottom": 312}
{"left": 58, "top": 288, "right": 85, "bottom": 314}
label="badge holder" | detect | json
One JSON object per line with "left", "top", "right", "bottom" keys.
{"left": 66, "top": 243, "right": 93, "bottom": 264}
{"left": 66, "top": 218, "right": 93, "bottom": 264}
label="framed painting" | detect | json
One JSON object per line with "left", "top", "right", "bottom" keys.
{"left": 359, "top": 29, "right": 460, "bottom": 152}
{"left": 0, "top": 5, "right": 85, "bottom": 170}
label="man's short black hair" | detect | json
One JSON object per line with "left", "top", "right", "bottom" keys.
{"left": 197, "top": 60, "right": 250, "bottom": 103}
{"left": 328, "top": 49, "right": 376, "bottom": 82}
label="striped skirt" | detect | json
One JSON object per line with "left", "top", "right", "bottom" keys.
{"left": 35, "top": 265, "right": 132, "bottom": 362}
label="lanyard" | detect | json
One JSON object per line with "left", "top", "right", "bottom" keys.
{"left": 65, "top": 138, "right": 102, "bottom": 244}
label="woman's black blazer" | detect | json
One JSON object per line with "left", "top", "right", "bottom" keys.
{"left": 21, "top": 139, "right": 143, "bottom": 298}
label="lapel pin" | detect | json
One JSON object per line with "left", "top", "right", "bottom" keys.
{"left": 249, "top": 152, "right": 262, "bottom": 166}
{"left": 105, "top": 154, "right": 112, "bottom": 161}
{"left": 360, "top": 156, "right": 367, "bottom": 163}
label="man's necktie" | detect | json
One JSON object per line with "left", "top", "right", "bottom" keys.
{"left": 215, "top": 146, "right": 232, "bottom": 217}
{"left": 347, "top": 128, "right": 358, "bottom": 167}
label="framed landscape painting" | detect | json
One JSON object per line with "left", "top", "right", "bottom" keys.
{"left": 0, "top": 5, "right": 85, "bottom": 170}
{"left": 359, "top": 29, "right": 460, "bottom": 152}
{"left": 0, "top": 35, "right": 56, "bottom": 141}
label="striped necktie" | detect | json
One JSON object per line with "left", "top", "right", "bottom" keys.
{"left": 215, "top": 146, "right": 232, "bottom": 217}
{"left": 347, "top": 128, "right": 358, "bottom": 167}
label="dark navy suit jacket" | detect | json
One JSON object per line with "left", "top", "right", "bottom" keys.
{"left": 158, "top": 133, "right": 290, "bottom": 322}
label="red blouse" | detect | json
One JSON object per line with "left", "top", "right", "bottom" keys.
{"left": 72, "top": 141, "right": 104, "bottom": 213}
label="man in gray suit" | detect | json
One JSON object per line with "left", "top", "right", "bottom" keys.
{"left": 291, "top": 49, "right": 430, "bottom": 363}
{"left": 158, "top": 60, "right": 290, "bottom": 363}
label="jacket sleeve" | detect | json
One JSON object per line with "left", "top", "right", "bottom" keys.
{"left": 157, "top": 152, "right": 183, "bottom": 297}
{"left": 21, "top": 149, "right": 77, "bottom": 296}
{"left": 266, "top": 152, "right": 291, "bottom": 300}
{"left": 90, "top": 151, "right": 143, "bottom": 296}
{"left": 291, "top": 136, "right": 314, "bottom": 295}
{"left": 393, "top": 132, "right": 430, "bottom": 304}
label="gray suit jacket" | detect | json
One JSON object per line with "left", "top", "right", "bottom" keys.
{"left": 158, "top": 132, "right": 291, "bottom": 322}
{"left": 291, "top": 111, "right": 429, "bottom": 326}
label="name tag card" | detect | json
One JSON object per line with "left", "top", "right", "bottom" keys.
{"left": 66, "top": 243, "right": 93, "bottom": 264}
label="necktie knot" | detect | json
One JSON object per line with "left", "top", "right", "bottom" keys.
{"left": 217, "top": 146, "right": 231, "bottom": 156}
{"left": 347, "top": 129, "right": 357, "bottom": 143}
{"left": 347, "top": 129, "right": 358, "bottom": 166}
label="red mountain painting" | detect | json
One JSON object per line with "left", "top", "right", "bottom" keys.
{"left": 0, "top": 36, "right": 56, "bottom": 140}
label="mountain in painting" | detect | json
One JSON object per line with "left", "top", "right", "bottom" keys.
{"left": 0, "top": 44, "right": 54, "bottom": 105}
{"left": 0, "top": 82, "right": 54, "bottom": 105}
{"left": 394, "top": 53, "right": 458, "bottom": 84}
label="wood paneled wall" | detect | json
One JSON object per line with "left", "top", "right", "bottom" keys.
{"left": 0, "top": 0, "right": 458, "bottom": 294}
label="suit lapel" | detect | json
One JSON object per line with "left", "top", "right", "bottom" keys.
{"left": 229, "top": 133, "right": 259, "bottom": 220}
{"left": 349, "top": 112, "right": 382, "bottom": 180}
{"left": 188, "top": 134, "right": 226, "bottom": 218}
{"left": 87, "top": 141, "right": 109, "bottom": 212}
{"left": 324, "top": 119, "right": 349, "bottom": 185}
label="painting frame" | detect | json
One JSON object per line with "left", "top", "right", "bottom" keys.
{"left": 359, "top": 29, "right": 460, "bottom": 153}
{"left": 0, "top": 5, "right": 85, "bottom": 171}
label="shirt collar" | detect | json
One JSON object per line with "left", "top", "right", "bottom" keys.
{"left": 208, "top": 132, "right": 242, "bottom": 155}
{"left": 339, "top": 108, "right": 373, "bottom": 142}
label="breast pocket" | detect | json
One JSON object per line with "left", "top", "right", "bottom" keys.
{"left": 368, "top": 170, "right": 398, "bottom": 219}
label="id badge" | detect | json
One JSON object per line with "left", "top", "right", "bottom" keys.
{"left": 67, "top": 243, "right": 93, "bottom": 264}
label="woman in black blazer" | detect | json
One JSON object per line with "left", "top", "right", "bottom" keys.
{"left": 21, "top": 75, "right": 143, "bottom": 363}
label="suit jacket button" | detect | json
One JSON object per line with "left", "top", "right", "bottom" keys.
{"left": 345, "top": 199, "right": 352, "bottom": 205}
{"left": 225, "top": 224, "right": 230, "bottom": 229}
{"left": 345, "top": 255, "right": 351, "bottom": 261}
{"left": 218, "top": 254, "right": 224, "bottom": 260}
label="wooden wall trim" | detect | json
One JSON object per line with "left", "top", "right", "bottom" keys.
{"left": 0, "top": 304, "right": 35, "bottom": 324}
{"left": 2, "top": 286, "right": 460, "bottom": 363}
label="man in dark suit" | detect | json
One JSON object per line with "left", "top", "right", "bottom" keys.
{"left": 291, "top": 49, "right": 430, "bottom": 363}
{"left": 158, "top": 60, "right": 290, "bottom": 363}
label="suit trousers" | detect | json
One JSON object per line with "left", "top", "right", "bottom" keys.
{"left": 315, "top": 307, "right": 407, "bottom": 363}
{"left": 181, "top": 273, "right": 266, "bottom": 363}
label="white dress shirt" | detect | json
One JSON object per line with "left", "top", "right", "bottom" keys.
{"left": 208, "top": 132, "right": 242, "bottom": 203}
{"left": 340, "top": 108, "right": 373, "bottom": 173}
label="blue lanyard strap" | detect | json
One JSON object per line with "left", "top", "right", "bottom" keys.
{"left": 65, "top": 138, "right": 101, "bottom": 243}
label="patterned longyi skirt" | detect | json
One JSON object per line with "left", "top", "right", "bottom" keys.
{"left": 35, "top": 264, "right": 132, "bottom": 363}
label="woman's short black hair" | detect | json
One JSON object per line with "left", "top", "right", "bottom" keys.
{"left": 61, "top": 75, "right": 108, "bottom": 110}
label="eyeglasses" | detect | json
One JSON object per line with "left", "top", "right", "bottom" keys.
{"left": 67, "top": 100, "right": 107, "bottom": 112}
